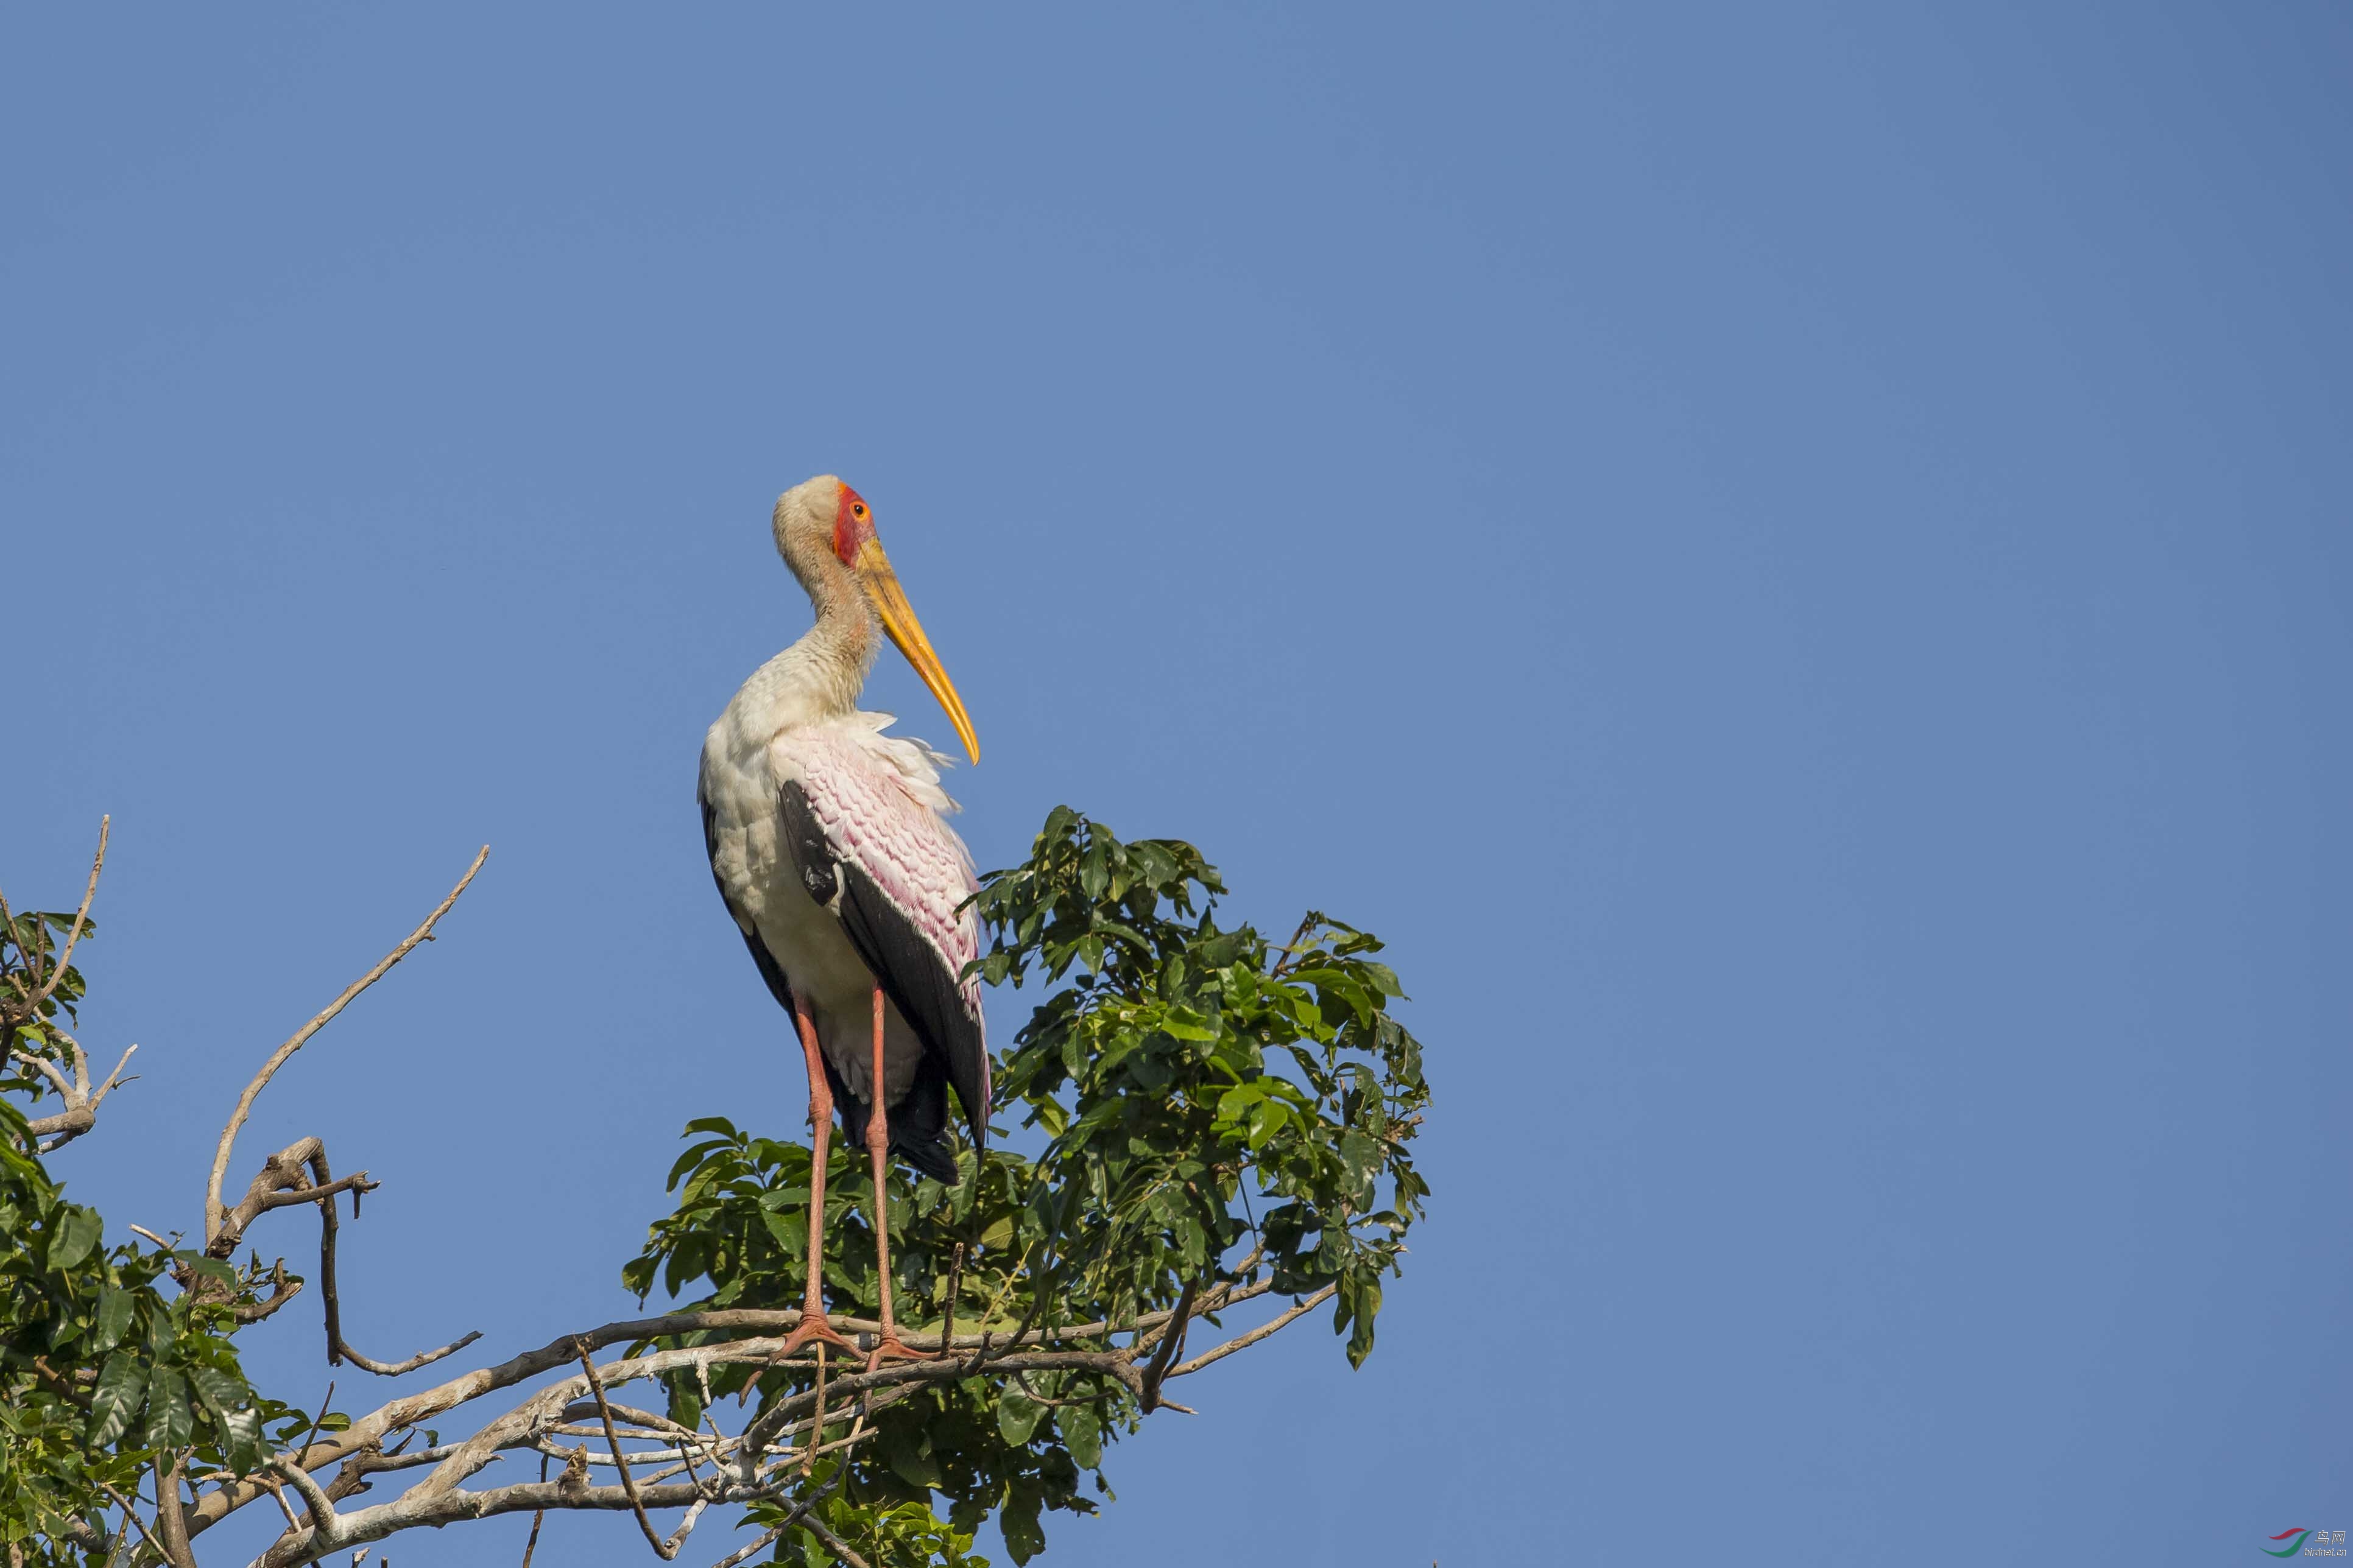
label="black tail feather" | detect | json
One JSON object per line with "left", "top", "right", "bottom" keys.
{"left": 822, "top": 1052, "right": 962, "bottom": 1186}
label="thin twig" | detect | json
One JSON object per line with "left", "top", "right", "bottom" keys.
{"left": 940, "top": 1242, "right": 964, "bottom": 1368}
{"left": 1267, "top": 910, "right": 1321, "bottom": 979}
{"left": 1166, "top": 1283, "right": 1338, "bottom": 1378}
{"left": 295, "top": 1380, "right": 337, "bottom": 1474}
{"left": 702, "top": 1525, "right": 785, "bottom": 1568}
{"left": 577, "top": 1340, "right": 678, "bottom": 1560}
{"left": 798, "top": 1513, "right": 873, "bottom": 1568}
{"left": 206, "top": 847, "right": 487, "bottom": 1244}
{"left": 800, "top": 1345, "right": 827, "bottom": 1477}
{"left": 94, "top": 1478, "right": 162, "bottom": 1561}
{"left": 27, "top": 817, "right": 108, "bottom": 1010}
{"left": 301, "top": 1140, "right": 479, "bottom": 1374}
{"left": 518, "top": 1454, "right": 548, "bottom": 1568}
{"left": 1139, "top": 1278, "right": 1198, "bottom": 1412}
{"left": 235, "top": 1259, "right": 305, "bottom": 1324}
{"left": 333, "top": 1329, "right": 485, "bottom": 1378}
{"left": 180, "top": 1296, "right": 1262, "bottom": 1548}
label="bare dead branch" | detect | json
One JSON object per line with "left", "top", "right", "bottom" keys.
{"left": 799, "top": 1345, "right": 828, "bottom": 1477}
{"left": 334, "top": 1331, "right": 485, "bottom": 1378}
{"left": 183, "top": 1282, "right": 1290, "bottom": 1559}
{"left": 940, "top": 1240, "right": 964, "bottom": 1359}
{"left": 556, "top": 1398, "right": 690, "bottom": 1433}
{"left": 210, "top": 1133, "right": 479, "bottom": 1374}
{"left": 24, "top": 1038, "right": 141, "bottom": 1152}
{"left": 90, "top": 1477, "right": 164, "bottom": 1568}
{"left": 10, "top": 1048, "right": 74, "bottom": 1100}
{"left": 518, "top": 1454, "right": 549, "bottom": 1568}
{"left": 255, "top": 1173, "right": 375, "bottom": 1214}
{"left": 206, "top": 846, "right": 487, "bottom": 1245}
{"left": 255, "top": 1474, "right": 744, "bottom": 1568}
{"left": 235, "top": 1263, "right": 306, "bottom": 1324}
{"left": 1165, "top": 1283, "right": 1338, "bottom": 1378}
{"left": 576, "top": 1338, "right": 680, "bottom": 1560}
{"left": 1138, "top": 1277, "right": 1198, "bottom": 1413}
{"left": 702, "top": 1524, "right": 785, "bottom": 1568}
{"left": 798, "top": 1513, "right": 873, "bottom": 1568}
{"left": 205, "top": 1295, "right": 1328, "bottom": 1568}
{"left": 26, "top": 817, "right": 108, "bottom": 1013}
{"left": 295, "top": 1380, "right": 336, "bottom": 1490}
{"left": 270, "top": 1457, "right": 349, "bottom": 1552}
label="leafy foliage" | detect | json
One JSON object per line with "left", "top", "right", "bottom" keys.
{"left": 0, "top": 806, "right": 1428, "bottom": 1566}
{"left": 629, "top": 807, "right": 1430, "bottom": 1563}
{"left": 1, "top": 913, "right": 319, "bottom": 1566}
{"left": 1, "top": 907, "right": 94, "bottom": 1109}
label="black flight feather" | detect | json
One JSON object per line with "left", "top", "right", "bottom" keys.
{"left": 777, "top": 779, "right": 989, "bottom": 1182}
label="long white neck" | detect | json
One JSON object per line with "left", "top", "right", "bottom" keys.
{"left": 723, "top": 531, "right": 877, "bottom": 739}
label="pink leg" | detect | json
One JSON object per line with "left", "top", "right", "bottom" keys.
{"left": 772, "top": 990, "right": 855, "bottom": 1361}
{"left": 865, "top": 982, "right": 933, "bottom": 1367}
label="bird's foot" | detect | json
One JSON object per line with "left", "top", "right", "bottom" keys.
{"left": 863, "top": 1334, "right": 937, "bottom": 1371}
{"left": 773, "top": 1313, "right": 859, "bottom": 1361}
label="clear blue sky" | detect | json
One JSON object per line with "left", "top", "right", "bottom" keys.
{"left": 5, "top": 5, "right": 2349, "bottom": 1564}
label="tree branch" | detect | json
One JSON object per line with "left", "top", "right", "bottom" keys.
{"left": 576, "top": 1338, "right": 680, "bottom": 1560}
{"left": 269, "top": 1457, "right": 348, "bottom": 1552}
{"left": 1165, "top": 1283, "right": 1337, "bottom": 1379}
{"left": 151, "top": 1455, "right": 196, "bottom": 1568}
{"left": 14, "top": 1030, "right": 139, "bottom": 1153}
{"left": 234, "top": 1262, "right": 305, "bottom": 1324}
{"left": 25, "top": 816, "right": 108, "bottom": 1014}
{"left": 161, "top": 1283, "right": 1311, "bottom": 1568}
{"left": 11, "top": 1047, "right": 74, "bottom": 1100}
{"left": 1138, "top": 1278, "right": 1198, "bottom": 1412}
{"left": 206, "top": 847, "right": 487, "bottom": 1245}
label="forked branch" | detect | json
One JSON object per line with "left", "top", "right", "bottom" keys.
{"left": 183, "top": 1277, "right": 1324, "bottom": 1568}
{"left": 205, "top": 846, "right": 487, "bottom": 1246}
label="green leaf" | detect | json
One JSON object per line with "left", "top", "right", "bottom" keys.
{"left": 145, "top": 1366, "right": 193, "bottom": 1450}
{"left": 187, "top": 1362, "right": 246, "bottom": 1419}
{"left": 1057, "top": 1404, "right": 1102, "bottom": 1469}
{"left": 1346, "top": 1276, "right": 1382, "bottom": 1369}
{"left": 667, "top": 1139, "right": 733, "bottom": 1192}
{"left": 49, "top": 1204, "right": 102, "bottom": 1270}
{"left": 93, "top": 1285, "right": 133, "bottom": 1351}
{"left": 1000, "top": 1491, "right": 1047, "bottom": 1565}
{"left": 995, "top": 1387, "right": 1044, "bottom": 1446}
{"left": 758, "top": 1207, "right": 807, "bottom": 1256}
{"left": 86, "top": 1354, "right": 147, "bottom": 1447}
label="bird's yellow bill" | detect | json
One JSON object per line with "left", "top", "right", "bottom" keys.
{"left": 855, "top": 537, "right": 981, "bottom": 765}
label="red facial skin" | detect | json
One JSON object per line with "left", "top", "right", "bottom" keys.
{"left": 834, "top": 483, "right": 873, "bottom": 564}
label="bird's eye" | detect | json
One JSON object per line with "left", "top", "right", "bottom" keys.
{"left": 853, "top": 504, "right": 867, "bottom": 518}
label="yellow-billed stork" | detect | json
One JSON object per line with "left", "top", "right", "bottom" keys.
{"left": 698, "top": 475, "right": 986, "bottom": 1365}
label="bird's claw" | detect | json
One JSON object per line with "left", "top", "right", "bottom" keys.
{"left": 773, "top": 1315, "right": 859, "bottom": 1360}
{"left": 864, "top": 1336, "right": 936, "bottom": 1371}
